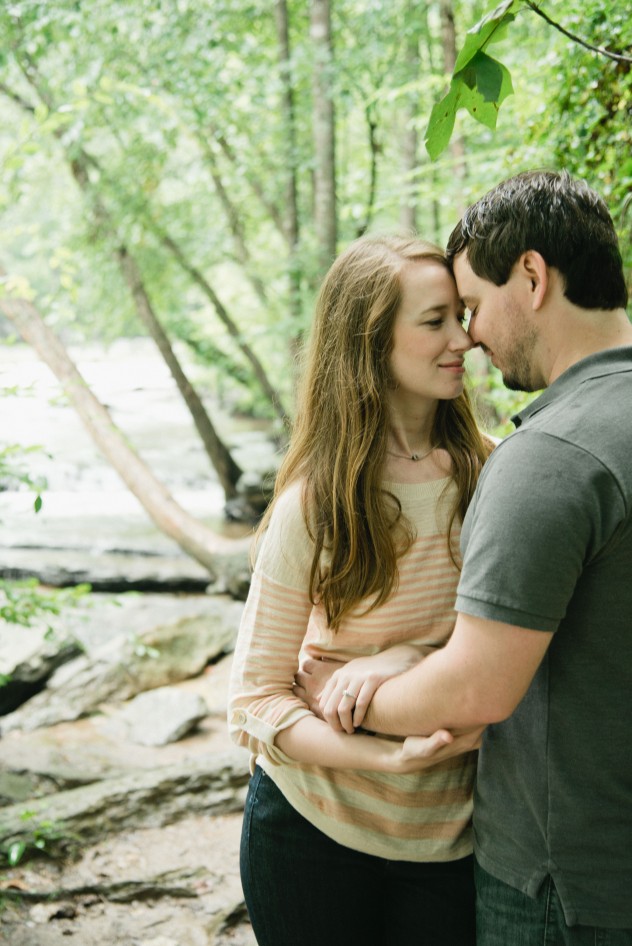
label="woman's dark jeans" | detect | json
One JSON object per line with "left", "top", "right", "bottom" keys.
{"left": 240, "top": 766, "right": 475, "bottom": 946}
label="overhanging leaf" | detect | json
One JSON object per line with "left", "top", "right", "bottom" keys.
{"left": 424, "top": 53, "right": 514, "bottom": 157}
{"left": 424, "top": 86, "right": 459, "bottom": 161}
{"left": 457, "top": 52, "right": 514, "bottom": 128}
{"left": 454, "top": 0, "right": 522, "bottom": 73}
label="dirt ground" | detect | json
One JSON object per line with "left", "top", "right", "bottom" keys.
{"left": 0, "top": 660, "right": 257, "bottom": 946}
{"left": 0, "top": 810, "right": 256, "bottom": 945}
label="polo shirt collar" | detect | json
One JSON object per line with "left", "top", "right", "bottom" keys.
{"left": 512, "top": 345, "right": 632, "bottom": 428}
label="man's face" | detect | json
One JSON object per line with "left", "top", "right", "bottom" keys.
{"left": 453, "top": 252, "right": 540, "bottom": 393}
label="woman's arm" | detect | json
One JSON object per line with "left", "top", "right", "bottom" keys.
{"left": 229, "top": 484, "right": 478, "bottom": 773}
{"left": 275, "top": 714, "right": 481, "bottom": 773}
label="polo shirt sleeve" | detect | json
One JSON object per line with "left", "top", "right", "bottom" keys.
{"left": 455, "top": 431, "right": 626, "bottom": 632}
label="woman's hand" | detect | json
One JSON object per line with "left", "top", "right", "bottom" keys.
{"left": 294, "top": 656, "right": 343, "bottom": 717}
{"left": 304, "top": 644, "right": 426, "bottom": 734}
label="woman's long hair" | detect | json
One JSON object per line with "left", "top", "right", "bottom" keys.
{"left": 257, "top": 235, "right": 492, "bottom": 630}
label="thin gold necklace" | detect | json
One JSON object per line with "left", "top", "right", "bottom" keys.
{"left": 387, "top": 446, "right": 435, "bottom": 462}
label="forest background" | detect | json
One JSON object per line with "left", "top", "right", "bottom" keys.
{"left": 0, "top": 0, "right": 630, "bottom": 574}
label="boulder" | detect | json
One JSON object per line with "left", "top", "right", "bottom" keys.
{"left": 0, "top": 749, "right": 249, "bottom": 849}
{"left": 1, "top": 597, "right": 244, "bottom": 733}
{"left": 116, "top": 687, "right": 209, "bottom": 746}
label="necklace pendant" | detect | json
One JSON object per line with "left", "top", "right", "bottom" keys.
{"left": 411, "top": 453, "right": 419, "bottom": 461}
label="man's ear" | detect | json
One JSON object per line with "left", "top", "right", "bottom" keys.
{"left": 519, "top": 250, "right": 549, "bottom": 311}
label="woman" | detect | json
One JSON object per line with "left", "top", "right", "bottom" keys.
{"left": 228, "top": 235, "right": 492, "bottom": 946}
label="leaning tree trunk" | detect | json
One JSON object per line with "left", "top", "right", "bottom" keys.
{"left": 0, "top": 292, "right": 250, "bottom": 572}
{"left": 115, "top": 246, "right": 243, "bottom": 498}
{"left": 310, "top": 0, "right": 337, "bottom": 278}
{"left": 69, "top": 152, "right": 243, "bottom": 501}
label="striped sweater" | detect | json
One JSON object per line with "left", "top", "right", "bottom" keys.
{"left": 228, "top": 477, "right": 475, "bottom": 862}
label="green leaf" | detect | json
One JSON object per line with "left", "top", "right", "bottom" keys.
{"left": 454, "top": 0, "right": 521, "bottom": 73}
{"left": 457, "top": 52, "right": 514, "bottom": 129}
{"left": 34, "top": 494, "right": 43, "bottom": 513}
{"left": 424, "top": 86, "right": 459, "bottom": 161}
{"left": 425, "top": 53, "right": 514, "bottom": 158}
{"left": 7, "top": 841, "right": 26, "bottom": 866}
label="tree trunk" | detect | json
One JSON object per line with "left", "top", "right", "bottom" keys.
{"left": 155, "top": 228, "right": 289, "bottom": 425}
{"left": 275, "top": 0, "right": 303, "bottom": 361}
{"left": 70, "top": 152, "right": 242, "bottom": 500}
{"left": 310, "top": 0, "right": 337, "bottom": 277}
{"left": 0, "top": 294, "right": 250, "bottom": 571}
{"left": 440, "top": 0, "right": 467, "bottom": 210}
{"left": 116, "top": 246, "right": 243, "bottom": 498}
{"left": 356, "top": 104, "right": 379, "bottom": 238}
{"left": 399, "top": 0, "right": 421, "bottom": 232}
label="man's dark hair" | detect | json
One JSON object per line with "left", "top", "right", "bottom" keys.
{"left": 446, "top": 169, "right": 628, "bottom": 310}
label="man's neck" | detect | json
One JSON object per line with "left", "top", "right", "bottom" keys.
{"left": 546, "top": 308, "right": 632, "bottom": 385}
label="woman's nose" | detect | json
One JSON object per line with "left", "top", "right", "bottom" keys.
{"left": 449, "top": 322, "right": 474, "bottom": 352}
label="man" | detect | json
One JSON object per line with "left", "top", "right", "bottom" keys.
{"left": 299, "top": 170, "right": 632, "bottom": 944}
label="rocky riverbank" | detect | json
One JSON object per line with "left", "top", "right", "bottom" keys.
{"left": 0, "top": 338, "right": 275, "bottom": 943}
{"left": 0, "top": 591, "right": 256, "bottom": 945}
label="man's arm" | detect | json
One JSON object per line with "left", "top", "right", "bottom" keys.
{"left": 358, "top": 613, "right": 553, "bottom": 736}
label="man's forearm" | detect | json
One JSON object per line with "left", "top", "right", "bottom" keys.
{"left": 363, "top": 613, "right": 553, "bottom": 736}
{"left": 363, "top": 645, "right": 480, "bottom": 735}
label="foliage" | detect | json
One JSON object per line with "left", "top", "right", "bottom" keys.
{"left": 1, "top": 811, "right": 78, "bottom": 867}
{"left": 0, "top": 442, "right": 90, "bottom": 682}
{"left": 0, "top": 442, "right": 46, "bottom": 513}
{"left": 468, "top": 367, "right": 538, "bottom": 437}
{"left": 426, "top": 0, "right": 518, "bottom": 160}
{"left": 425, "top": 1, "right": 632, "bottom": 168}
{"left": 529, "top": 1, "right": 632, "bottom": 274}
{"left": 0, "top": 0, "right": 627, "bottom": 452}
{"left": 0, "top": 578, "right": 90, "bottom": 634}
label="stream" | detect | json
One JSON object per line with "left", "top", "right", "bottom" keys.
{"left": 0, "top": 337, "right": 279, "bottom": 586}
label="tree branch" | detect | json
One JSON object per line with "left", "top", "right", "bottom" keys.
{"left": 525, "top": 2, "right": 632, "bottom": 65}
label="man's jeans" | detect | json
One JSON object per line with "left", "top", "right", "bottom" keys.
{"left": 240, "top": 765, "right": 475, "bottom": 946}
{"left": 476, "top": 858, "right": 632, "bottom": 946}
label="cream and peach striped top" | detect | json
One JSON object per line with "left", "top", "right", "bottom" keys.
{"left": 228, "top": 477, "right": 475, "bottom": 862}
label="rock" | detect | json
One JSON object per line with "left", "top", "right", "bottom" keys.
{"left": 0, "top": 749, "right": 249, "bottom": 848}
{"left": 0, "top": 546, "right": 213, "bottom": 592}
{"left": 117, "top": 687, "right": 209, "bottom": 746}
{"left": 1, "top": 597, "right": 244, "bottom": 733}
{"left": 0, "top": 657, "right": 240, "bottom": 797}
{"left": 0, "top": 770, "right": 61, "bottom": 806}
{"left": 224, "top": 471, "right": 272, "bottom": 524}
{"left": 0, "top": 591, "right": 243, "bottom": 721}
{"left": 205, "top": 551, "right": 252, "bottom": 601}
{"left": 0, "top": 617, "right": 82, "bottom": 716}
{"left": 0, "top": 811, "right": 256, "bottom": 945}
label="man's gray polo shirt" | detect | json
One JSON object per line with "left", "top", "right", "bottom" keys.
{"left": 456, "top": 346, "right": 632, "bottom": 928}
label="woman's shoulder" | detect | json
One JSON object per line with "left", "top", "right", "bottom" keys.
{"left": 254, "top": 479, "right": 314, "bottom": 583}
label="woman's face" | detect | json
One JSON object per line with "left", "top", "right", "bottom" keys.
{"left": 388, "top": 260, "right": 473, "bottom": 405}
